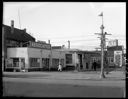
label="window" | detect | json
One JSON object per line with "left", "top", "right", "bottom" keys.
{"left": 52, "top": 58, "right": 59, "bottom": 68}
{"left": 66, "top": 54, "right": 72, "bottom": 64}
{"left": 60, "top": 59, "right": 64, "bottom": 67}
{"left": 108, "top": 57, "right": 114, "bottom": 63}
{"left": 6, "top": 40, "right": 19, "bottom": 47}
{"left": 110, "top": 58, "right": 113, "bottom": 63}
{"left": 30, "top": 58, "right": 40, "bottom": 67}
{"left": 92, "top": 57, "right": 97, "bottom": 62}
{"left": 13, "top": 58, "right": 19, "bottom": 67}
{"left": 7, "top": 58, "right": 13, "bottom": 67}
{"left": 42, "top": 58, "right": 49, "bottom": 68}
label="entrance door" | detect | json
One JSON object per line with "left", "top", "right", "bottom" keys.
{"left": 78, "top": 54, "right": 83, "bottom": 70}
{"left": 20, "top": 58, "right": 25, "bottom": 70}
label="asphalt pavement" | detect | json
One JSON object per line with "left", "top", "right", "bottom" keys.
{"left": 2, "top": 71, "right": 126, "bottom": 97}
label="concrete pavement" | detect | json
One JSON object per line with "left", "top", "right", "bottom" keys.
{"left": 3, "top": 70, "right": 125, "bottom": 80}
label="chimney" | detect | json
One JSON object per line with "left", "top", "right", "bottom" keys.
{"left": 48, "top": 40, "right": 50, "bottom": 44}
{"left": 68, "top": 40, "right": 70, "bottom": 49}
{"left": 62, "top": 45, "right": 65, "bottom": 49}
{"left": 116, "top": 39, "right": 118, "bottom": 46}
{"left": 24, "top": 28, "right": 26, "bottom": 33}
{"left": 11, "top": 20, "right": 14, "bottom": 33}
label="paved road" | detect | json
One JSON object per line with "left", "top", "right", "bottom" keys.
{"left": 2, "top": 71, "right": 126, "bottom": 97}
{"left": 3, "top": 81, "right": 124, "bottom": 97}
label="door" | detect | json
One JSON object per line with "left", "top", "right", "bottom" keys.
{"left": 20, "top": 58, "right": 25, "bottom": 70}
{"left": 78, "top": 54, "right": 83, "bottom": 70}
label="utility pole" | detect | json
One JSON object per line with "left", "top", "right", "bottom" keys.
{"left": 40, "top": 49, "right": 43, "bottom": 70}
{"left": 100, "top": 23, "right": 105, "bottom": 78}
{"left": 95, "top": 12, "right": 105, "bottom": 78}
{"left": 49, "top": 40, "right": 52, "bottom": 71}
{"left": 95, "top": 12, "right": 111, "bottom": 78}
{"left": 2, "top": 26, "right": 5, "bottom": 72}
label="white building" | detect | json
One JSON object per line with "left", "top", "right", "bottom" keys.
{"left": 6, "top": 41, "right": 65, "bottom": 71}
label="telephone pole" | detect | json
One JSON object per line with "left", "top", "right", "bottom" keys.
{"left": 100, "top": 23, "right": 105, "bottom": 78}
{"left": 95, "top": 12, "right": 111, "bottom": 78}
{"left": 2, "top": 26, "right": 5, "bottom": 72}
{"left": 49, "top": 40, "right": 52, "bottom": 71}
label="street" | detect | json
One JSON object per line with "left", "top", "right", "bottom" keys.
{"left": 2, "top": 71, "right": 125, "bottom": 97}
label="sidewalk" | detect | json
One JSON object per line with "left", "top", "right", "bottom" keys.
{"left": 3, "top": 71, "right": 125, "bottom": 80}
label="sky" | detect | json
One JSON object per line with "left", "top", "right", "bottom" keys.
{"left": 3, "top": 2, "right": 126, "bottom": 51}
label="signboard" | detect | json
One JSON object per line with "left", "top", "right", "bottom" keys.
{"left": 108, "top": 39, "right": 118, "bottom": 47}
{"left": 114, "top": 51, "right": 122, "bottom": 67}
{"left": 29, "top": 41, "right": 51, "bottom": 50}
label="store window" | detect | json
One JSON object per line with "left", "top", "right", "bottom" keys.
{"left": 7, "top": 58, "right": 13, "bottom": 67}
{"left": 66, "top": 54, "right": 72, "bottom": 64}
{"left": 108, "top": 57, "right": 114, "bottom": 64}
{"left": 92, "top": 57, "right": 97, "bottom": 62}
{"left": 52, "top": 58, "right": 59, "bottom": 68}
{"left": 110, "top": 57, "right": 114, "bottom": 63}
{"left": 60, "top": 59, "right": 64, "bottom": 67}
{"left": 30, "top": 58, "right": 40, "bottom": 67}
{"left": 13, "top": 58, "right": 19, "bottom": 67}
{"left": 42, "top": 58, "right": 49, "bottom": 68}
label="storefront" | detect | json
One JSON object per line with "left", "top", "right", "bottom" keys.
{"left": 61, "top": 49, "right": 83, "bottom": 70}
{"left": 107, "top": 45, "right": 123, "bottom": 67}
{"left": 6, "top": 41, "right": 65, "bottom": 72}
{"left": 3, "top": 23, "right": 35, "bottom": 71}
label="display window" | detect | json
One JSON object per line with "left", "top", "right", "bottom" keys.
{"left": 66, "top": 54, "right": 72, "bottom": 64}
{"left": 30, "top": 58, "right": 40, "bottom": 67}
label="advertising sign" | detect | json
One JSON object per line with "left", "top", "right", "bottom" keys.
{"left": 29, "top": 41, "right": 51, "bottom": 50}
{"left": 114, "top": 51, "right": 122, "bottom": 67}
{"left": 108, "top": 39, "right": 118, "bottom": 47}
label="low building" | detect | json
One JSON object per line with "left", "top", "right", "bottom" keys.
{"left": 52, "top": 47, "right": 82, "bottom": 70}
{"left": 82, "top": 51, "right": 101, "bottom": 70}
{"left": 6, "top": 41, "right": 65, "bottom": 71}
{"left": 107, "top": 45, "right": 124, "bottom": 67}
{"left": 2, "top": 20, "right": 35, "bottom": 71}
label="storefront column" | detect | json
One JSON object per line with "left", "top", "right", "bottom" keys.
{"left": 19, "top": 58, "right": 21, "bottom": 72}
{"left": 40, "top": 49, "right": 43, "bottom": 69}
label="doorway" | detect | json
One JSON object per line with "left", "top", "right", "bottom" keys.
{"left": 78, "top": 54, "right": 83, "bottom": 70}
{"left": 20, "top": 58, "right": 25, "bottom": 70}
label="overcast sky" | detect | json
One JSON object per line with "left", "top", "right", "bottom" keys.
{"left": 3, "top": 2, "right": 126, "bottom": 50}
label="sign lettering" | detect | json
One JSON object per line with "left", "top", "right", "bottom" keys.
{"left": 29, "top": 41, "right": 51, "bottom": 50}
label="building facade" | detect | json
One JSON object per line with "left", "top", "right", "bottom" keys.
{"left": 107, "top": 45, "right": 124, "bottom": 67}
{"left": 2, "top": 21, "right": 35, "bottom": 71}
{"left": 6, "top": 42, "right": 65, "bottom": 71}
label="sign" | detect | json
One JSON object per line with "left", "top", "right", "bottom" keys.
{"left": 114, "top": 51, "right": 122, "bottom": 67}
{"left": 108, "top": 39, "right": 118, "bottom": 47}
{"left": 29, "top": 41, "right": 51, "bottom": 50}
